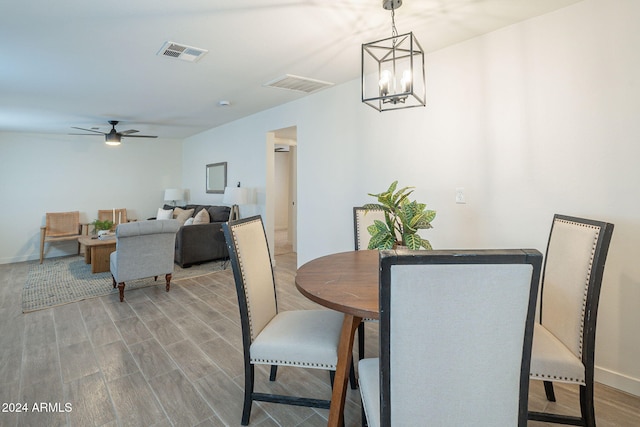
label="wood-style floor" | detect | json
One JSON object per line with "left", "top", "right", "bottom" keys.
{"left": 1, "top": 250, "right": 639, "bottom": 426}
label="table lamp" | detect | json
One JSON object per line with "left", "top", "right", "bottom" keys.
{"left": 223, "top": 184, "right": 250, "bottom": 221}
{"left": 164, "top": 188, "right": 183, "bottom": 207}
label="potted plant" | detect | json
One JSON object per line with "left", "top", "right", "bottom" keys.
{"left": 91, "top": 219, "right": 114, "bottom": 236}
{"left": 364, "top": 180, "right": 436, "bottom": 250}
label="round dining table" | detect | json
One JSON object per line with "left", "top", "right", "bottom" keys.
{"left": 295, "top": 249, "right": 379, "bottom": 427}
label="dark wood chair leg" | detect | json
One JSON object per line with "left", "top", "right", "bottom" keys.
{"left": 165, "top": 273, "right": 172, "bottom": 292}
{"left": 241, "top": 364, "right": 255, "bottom": 425}
{"left": 269, "top": 365, "right": 277, "bottom": 381}
{"left": 349, "top": 358, "right": 358, "bottom": 389}
{"left": 581, "top": 383, "right": 596, "bottom": 427}
{"left": 118, "top": 282, "right": 125, "bottom": 302}
{"left": 112, "top": 275, "right": 116, "bottom": 289}
{"left": 543, "top": 380, "right": 556, "bottom": 402}
{"left": 358, "top": 323, "right": 365, "bottom": 360}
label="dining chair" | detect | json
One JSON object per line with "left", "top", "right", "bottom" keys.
{"left": 39, "top": 211, "right": 86, "bottom": 263}
{"left": 353, "top": 206, "right": 385, "bottom": 361}
{"left": 110, "top": 219, "right": 180, "bottom": 302}
{"left": 98, "top": 208, "right": 128, "bottom": 229}
{"left": 223, "top": 215, "right": 346, "bottom": 425}
{"left": 359, "top": 248, "right": 543, "bottom": 427}
{"left": 528, "top": 214, "right": 614, "bottom": 427}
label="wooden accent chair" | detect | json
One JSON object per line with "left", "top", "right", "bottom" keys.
{"left": 359, "top": 249, "right": 543, "bottom": 427}
{"left": 528, "top": 215, "right": 614, "bottom": 427}
{"left": 98, "top": 208, "right": 128, "bottom": 230}
{"left": 110, "top": 219, "right": 180, "bottom": 302}
{"left": 39, "top": 211, "right": 86, "bottom": 263}
{"left": 223, "top": 215, "right": 347, "bottom": 425}
{"left": 353, "top": 206, "right": 385, "bottom": 361}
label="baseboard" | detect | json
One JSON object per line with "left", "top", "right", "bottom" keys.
{"left": 0, "top": 254, "right": 33, "bottom": 264}
{"left": 596, "top": 365, "right": 640, "bottom": 397}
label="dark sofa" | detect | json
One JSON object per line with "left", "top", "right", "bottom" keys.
{"left": 169, "top": 204, "right": 231, "bottom": 268}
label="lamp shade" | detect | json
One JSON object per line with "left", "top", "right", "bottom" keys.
{"left": 223, "top": 187, "right": 250, "bottom": 205}
{"left": 164, "top": 188, "right": 183, "bottom": 202}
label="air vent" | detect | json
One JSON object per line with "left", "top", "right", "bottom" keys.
{"left": 263, "top": 74, "right": 334, "bottom": 94}
{"left": 157, "top": 41, "right": 208, "bottom": 63}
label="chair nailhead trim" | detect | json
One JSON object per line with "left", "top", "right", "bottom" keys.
{"left": 530, "top": 372, "right": 585, "bottom": 385}
{"left": 554, "top": 218, "right": 600, "bottom": 357}
{"left": 251, "top": 358, "right": 336, "bottom": 369}
{"left": 232, "top": 218, "right": 264, "bottom": 341}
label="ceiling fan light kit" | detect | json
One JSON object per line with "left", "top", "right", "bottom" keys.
{"left": 105, "top": 132, "right": 121, "bottom": 146}
{"left": 362, "top": 0, "right": 426, "bottom": 111}
{"left": 70, "top": 120, "right": 158, "bottom": 146}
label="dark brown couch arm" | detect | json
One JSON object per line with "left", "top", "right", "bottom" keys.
{"left": 174, "top": 221, "right": 228, "bottom": 268}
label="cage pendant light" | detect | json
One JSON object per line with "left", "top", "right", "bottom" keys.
{"left": 362, "top": 0, "right": 426, "bottom": 111}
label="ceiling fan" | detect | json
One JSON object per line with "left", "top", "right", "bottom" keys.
{"left": 70, "top": 120, "right": 158, "bottom": 145}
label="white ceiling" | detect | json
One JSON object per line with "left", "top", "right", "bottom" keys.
{"left": 0, "top": 0, "right": 582, "bottom": 140}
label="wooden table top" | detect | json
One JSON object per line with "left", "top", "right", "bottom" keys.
{"left": 295, "top": 250, "right": 379, "bottom": 320}
{"left": 78, "top": 235, "right": 116, "bottom": 247}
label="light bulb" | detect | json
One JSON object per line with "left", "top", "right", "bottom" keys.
{"left": 379, "top": 70, "right": 391, "bottom": 96}
{"left": 401, "top": 69, "right": 412, "bottom": 93}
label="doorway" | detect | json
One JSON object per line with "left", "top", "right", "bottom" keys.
{"left": 267, "top": 126, "right": 297, "bottom": 256}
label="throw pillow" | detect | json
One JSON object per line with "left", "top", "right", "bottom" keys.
{"left": 183, "top": 217, "right": 194, "bottom": 226}
{"left": 173, "top": 207, "right": 194, "bottom": 224}
{"left": 207, "top": 206, "right": 232, "bottom": 222}
{"left": 157, "top": 208, "right": 173, "bottom": 220}
{"left": 193, "top": 208, "right": 210, "bottom": 224}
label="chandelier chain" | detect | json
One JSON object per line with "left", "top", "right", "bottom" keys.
{"left": 391, "top": 6, "right": 398, "bottom": 39}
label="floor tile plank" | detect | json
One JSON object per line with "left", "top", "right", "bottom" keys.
{"left": 2, "top": 252, "right": 638, "bottom": 427}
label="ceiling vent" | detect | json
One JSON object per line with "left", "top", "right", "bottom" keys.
{"left": 157, "top": 41, "right": 208, "bottom": 63}
{"left": 263, "top": 74, "right": 334, "bottom": 94}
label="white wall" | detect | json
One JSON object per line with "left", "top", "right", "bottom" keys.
{"left": 0, "top": 132, "right": 183, "bottom": 263}
{"left": 180, "top": 0, "right": 640, "bottom": 396}
{"left": 274, "top": 151, "right": 290, "bottom": 231}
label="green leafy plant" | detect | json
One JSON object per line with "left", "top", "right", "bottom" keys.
{"left": 91, "top": 219, "right": 114, "bottom": 233}
{"left": 364, "top": 181, "right": 436, "bottom": 250}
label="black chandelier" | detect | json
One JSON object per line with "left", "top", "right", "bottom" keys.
{"left": 362, "top": 0, "right": 426, "bottom": 111}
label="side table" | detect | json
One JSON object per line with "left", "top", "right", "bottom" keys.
{"left": 77, "top": 235, "right": 116, "bottom": 273}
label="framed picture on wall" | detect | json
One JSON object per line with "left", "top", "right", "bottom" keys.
{"left": 206, "top": 162, "right": 227, "bottom": 193}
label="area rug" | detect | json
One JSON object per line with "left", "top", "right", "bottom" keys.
{"left": 22, "top": 256, "right": 228, "bottom": 313}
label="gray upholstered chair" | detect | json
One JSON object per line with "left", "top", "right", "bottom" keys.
{"left": 39, "top": 211, "right": 86, "bottom": 263}
{"left": 223, "top": 215, "right": 345, "bottom": 426}
{"left": 110, "top": 219, "right": 180, "bottom": 302}
{"left": 359, "top": 249, "right": 543, "bottom": 427}
{"left": 353, "top": 206, "right": 385, "bottom": 361}
{"left": 528, "top": 215, "right": 614, "bottom": 427}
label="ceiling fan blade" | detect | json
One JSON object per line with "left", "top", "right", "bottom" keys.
{"left": 71, "top": 126, "right": 105, "bottom": 135}
{"left": 122, "top": 135, "right": 158, "bottom": 138}
{"left": 68, "top": 132, "right": 104, "bottom": 136}
{"left": 120, "top": 129, "right": 139, "bottom": 135}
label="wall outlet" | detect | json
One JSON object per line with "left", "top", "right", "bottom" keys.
{"left": 455, "top": 187, "right": 466, "bottom": 204}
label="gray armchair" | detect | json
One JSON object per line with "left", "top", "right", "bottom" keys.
{"left": 110, "top": 219, "right": 180, "bottom": 302}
